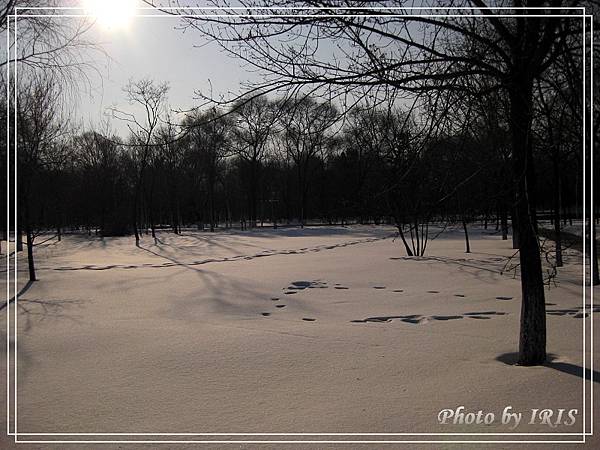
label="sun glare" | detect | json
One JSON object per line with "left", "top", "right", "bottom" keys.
{"left": 84, "top": 0, "right": 136, "bottom": 30}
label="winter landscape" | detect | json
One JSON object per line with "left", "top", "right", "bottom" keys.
{"left": 1, "top": 223, "right": 598, "bottom": 447}
{"left": 1, "top": 0, "right": 599, "bottom": 448}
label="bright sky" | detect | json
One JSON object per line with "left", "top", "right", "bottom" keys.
{"left": 24, "top": 0, "right": 385, "bottom": 137}
{"left": 75, "top": 1, "right": 251, "bottom": 135}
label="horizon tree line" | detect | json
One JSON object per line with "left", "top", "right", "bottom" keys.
{"left": 1, "top": 74, "right": 591, "bottom": 277}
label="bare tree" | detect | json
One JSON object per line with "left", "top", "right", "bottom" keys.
{"left": 182, "top": 108, "right": 233, "bottom": 232}
{"left": 535, "top": 81, "right": 570, "bottom": 267}
{"left": 343, "top": 107, "right": 391, "bottom": 224}
{"left": 17, "top": 73, "right": 71, "bottom": 281}
{"left": 1, "top": 1, "right": 101, "bottom": 91}
{"left": 278, "top": 96, "right": 338, "bottom": 227}
{"left": 155, "top": 117, "right": 185, "bottom": 234}
{"left": 1, "top": 0, "right": 102, "bottom": 259}
{"left": 110, "top": 78, "right": 169, "bottom": 245}
{"left": 74, "top": 127, "right": 128, "bottom": 236}
{"left": 231, "top": 96, "right": 280, "bottom": 227}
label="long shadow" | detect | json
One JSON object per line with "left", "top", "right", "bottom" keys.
{"left": 394, "top": 255, "right": 505, "bottom": 274}
{"left": 390, "top": 254, "right": 510, "bottom": 285}
{"left": 138, "top": 244, "right": 207, "bottom": 272}
{"left": 17, "top": 298, "right": 85, "bottom": 332}
{"left": 137, "top": 244, "right": 272, "bottom": 318}
{"left": 156, "top": 233, "right": 249, "bottom": 254}
{"left": 51, "top": 234, "right": 393, "bottom": 272}
{"left": 0, "top": 280, "right": 34, "bottom": 310}
{"left": 496, "top": 352, "right": 600, "bottom": 384}
{"left": 538, "top": 227, "right": 585, "bottom": 253}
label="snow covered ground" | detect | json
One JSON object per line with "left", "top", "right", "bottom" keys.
{"left": 1, "top": 225, "right": 598, "bottom": 448}
{"left": 538, "top": 219, "right": 600, "bottom": 237}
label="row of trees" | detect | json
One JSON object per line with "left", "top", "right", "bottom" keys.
{"left": 2, "top": 72, "right": 587, "bottom": 260}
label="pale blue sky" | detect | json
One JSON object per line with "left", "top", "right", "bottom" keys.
{"left": 18, "top": 1, "right": 396, "bottom": 136}
{"left": 76, "top": 9, "right": 251, "bottom": 135}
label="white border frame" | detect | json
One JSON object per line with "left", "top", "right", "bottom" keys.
{"left": 4, "top": 5, "right": 595, "bottom": 445}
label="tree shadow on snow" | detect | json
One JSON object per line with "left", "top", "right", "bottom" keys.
{"left": 0, "top": 280, "right": 34, "bottom": 310}
{"left": 496, "top": 352, "right": 600, "bottom": 384}
{"left": 138, "top": 245, "right": 279, "bottom": 318}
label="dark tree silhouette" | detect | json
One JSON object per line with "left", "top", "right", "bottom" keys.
{"left": 110, "top": 78, "right": 169, "bottom": 245}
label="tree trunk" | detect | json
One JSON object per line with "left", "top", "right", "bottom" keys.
{"left": 148, "top": 173, "right": 157, "bottom": 242}
{"left": 176, "top": 200, "right": 181, "bottom": 234}
{"left": 26, "top": 226, "right": 36, "bottom": 282}
{"left": 462, "top": 218, "right": 471, "bottom": 253}
{"left": 132, "top": 206, "right": 140, "bottom": 246}
{"left": 509, "top": 75, "right": 546, "bottom": 366}
{"left": 249, "top": 158, "right": 258, "bottom": 228}
{"left": 132, "top": 177, "right": 142, "bottom": 246}
{"left": 298, "top": 165, "right": 305, "bottom": 227}
{"left": 149, "top": 198, "right": 156, "bottom": 241}
{"left": 592, "top": 218, "right": 599, "bottom": 285}
{"left": 414, "top": 219, "right": 420, "bottom": 256}
{"left": 209, "top": 172, "right": 216, "bottom": 232}
{"left": 552, "top": 149, "right": 563, "bottom": 267}
{"left": 397, "top": 224, "right": 414, "bottom": 257}
{"left": 501, "top": 205, "right": 508, "bottom": 240}
{"left": 511, "top": 211, "right": 519, "bottom": 249}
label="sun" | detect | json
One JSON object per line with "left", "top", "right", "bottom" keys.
{"left": 84, "top": 0, "right": 136, "bottom": 30}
